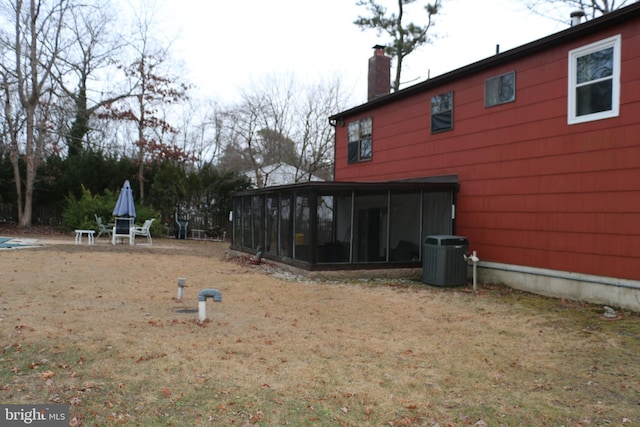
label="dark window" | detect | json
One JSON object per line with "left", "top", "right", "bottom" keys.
{"left": 280, "top": 195, "right": 292, "bottom": 258}
{"left": 485, "top": 71, "right": 515, "bottom": 107}
{"left": 294, "top": 194, "right": 311, "bottom": 262}
{"left": 265, "top": 196, "right": 279, "bottom": 255}
{"left": 347, "top": 117, "right": 372, "bottom": 164}
{"left": 431, "top": 91, "right": 453, "bottom": 133}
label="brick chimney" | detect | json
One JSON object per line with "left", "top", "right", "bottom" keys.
{"left": 368, "top": 45, "right": 391, "bottom": 101}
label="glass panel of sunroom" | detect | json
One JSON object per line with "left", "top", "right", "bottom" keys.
{"left": 265, "top": 195, "right": 279, "bottom": 255}
{"left": 354, "top": 193, "right": 388, "bottom": 263}
{"left": 316, "top": 194, "right": 352, "bottom": 263}
{"left": 316, "top": 195, "right": 334, "bottom": 262}
{"left": 251, "top": 195, "right": 264, "bottom": 252}
{"left": 242, "top": 196, "right": 252, "bottom": 249}
{"left": 280, "top": 195, "right": 293, "bottom": 258}
{"left": 233, "top": 197, "right": 242, "bottom": 247}
{"left": 294, "top": 194, "right": 311, "bottom": 262}
{"left": 422, "top": 191, "right": 453, "bottom": 242}
{"left": 389, "top": 192, "right": 421, "bottom": 262}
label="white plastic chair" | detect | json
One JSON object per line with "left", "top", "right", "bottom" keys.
{"left": 132, "top": 219, "right": 155, "bottom": 245}
{"left": 95, "top": 214, "right": 113, "bottom": 239}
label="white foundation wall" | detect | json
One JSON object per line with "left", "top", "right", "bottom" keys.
{"left": 477, "top": 262, "right": 640, "bottom": 313}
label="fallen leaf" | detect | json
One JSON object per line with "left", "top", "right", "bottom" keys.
{"left": 40, "top": 371, "right": 54, "bottom": 379}
{"left": 161, "top": 387, "right": 172, "bottom": 398}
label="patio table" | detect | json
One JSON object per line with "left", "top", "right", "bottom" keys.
{"left": 74, "top": 229, "right": 95, "bottom": 245}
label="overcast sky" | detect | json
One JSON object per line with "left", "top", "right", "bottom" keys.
{"left": 155, "top": 0, "right": 570, "bottom": 106}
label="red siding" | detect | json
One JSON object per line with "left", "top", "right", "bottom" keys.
{"left": 334, "top": 22, "right": 640, "bottom": 280}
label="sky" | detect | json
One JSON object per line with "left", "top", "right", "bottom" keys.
{"left": 155, "top": 0, "right": 571, "bottom": 107}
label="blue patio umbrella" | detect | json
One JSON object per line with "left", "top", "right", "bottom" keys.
{"left": 112, "top": 180, "right": 136, "bottom": 218}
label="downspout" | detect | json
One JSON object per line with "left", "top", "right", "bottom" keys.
{"left": 329, "top": 118, "right": 338, "bottom": 183}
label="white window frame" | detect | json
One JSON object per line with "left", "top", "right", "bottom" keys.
{"left": 567, "top": 34, "right": 621, "bottom": 125}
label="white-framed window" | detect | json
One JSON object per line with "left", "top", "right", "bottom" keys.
{"left": 485, "top": 71, "right": 515, "bottom": 107}
{"left": 568, "top": 34, "right": 621, "bottom": 124}
{"left": 431, "top": 91, "right": 454, "bottom": 133}
{"left": 348, "top": 117, "right": 372, "bottom": 164}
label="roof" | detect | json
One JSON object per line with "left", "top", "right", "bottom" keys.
{"left": 231, "top": 175, "right": 459, "bottom": 197}
{"left": 329, "top": 2, "right": 640, "bottom": 121}
{"left": 243, "top": 163, "right": 324, "bottom": 188}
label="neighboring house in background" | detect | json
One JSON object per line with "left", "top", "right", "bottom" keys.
{"left": 244, "top": 163, "right": 324, "bottom": 188}
{"left": 329, "top": 4, "right": 640, "bottom": 310}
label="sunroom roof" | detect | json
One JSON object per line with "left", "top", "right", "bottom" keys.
{"left": 231, "top": 175, "right": 459, "bottom": 197}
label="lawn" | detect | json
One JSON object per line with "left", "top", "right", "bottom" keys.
{"left": 0, "top": 236, "right": 638, "bottom": 426}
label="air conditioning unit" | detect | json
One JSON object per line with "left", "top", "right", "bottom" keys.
{"left": 422, "top": 235, "right": 468, "bottom": 286}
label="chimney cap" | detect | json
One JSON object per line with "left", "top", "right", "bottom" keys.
{"left": 372, "top": 44, "right": 386, "bottom": 50}
{"left": 570, "top": 9, "right": 585, "bottom": 26}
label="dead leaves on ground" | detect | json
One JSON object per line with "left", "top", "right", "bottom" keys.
{"left": 40, "top": 370, "right": 55, "bottom": 379}
{"left": 135, "top": 352, "right": 167, "bottom": 363}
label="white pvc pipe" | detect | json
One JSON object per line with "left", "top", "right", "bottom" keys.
{"left": 198, "top": 300, "right": 207, "bottom": 322}
{"left": 465, "top": 251, "right": 480, "bottom": 293}
{"left": 177, "top": 278, "right": 186, "bottom": 300}
{"left": 472, "top": 251, "right": 478, "bottom": 292}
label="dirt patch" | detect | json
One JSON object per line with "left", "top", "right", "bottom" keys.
{"left": 0, "top": 233, "right": 639, "bottom": 426}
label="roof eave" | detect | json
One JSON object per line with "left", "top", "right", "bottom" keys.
{"left": 329, "top": 3, "right": 640, "bottom": 121}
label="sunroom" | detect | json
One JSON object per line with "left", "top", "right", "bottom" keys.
{"left": 230, "top": 177, "right": 459, "bottom": 270}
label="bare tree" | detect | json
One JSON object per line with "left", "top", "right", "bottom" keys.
{"left": 217, "top": 75, "right": 349, "bottom": 187}
{"left": 292, "top": 76, "right": 349, "bottom": 181}
{"left": 354, "top": 0, "right": 442, "bottom": 91}
{"left": 98, "top": 2, "right": 191, "bottom": 202}
{"left": 0, "top": 0, "right": 70, "bottom": 227}
{"left": 167, "top": 98, "right": 224, "bottom": 169}
{"left": 53, "top": 1, "right": 132, "bottom": 156}
{"left": 218, "top": 89, "right": 274, "bottom": 188}
{"left": 525, "top": 0, "right": 638, "bottom": 21}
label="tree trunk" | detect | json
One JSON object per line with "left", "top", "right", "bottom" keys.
{"left": 9, "top": 154, "right": 23, "bottom": 225}
{"left": 137, "top": 93, "right": 146, "bottom": 203}
{"left": 19, "top": 104, "right": 38, "bottom": 228}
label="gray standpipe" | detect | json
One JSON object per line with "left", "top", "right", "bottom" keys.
{"left": 177, "top": 278, "right": 186, "bottom": 300}
{"left": 198, "top": 289, "right": 222, "bottom": 322}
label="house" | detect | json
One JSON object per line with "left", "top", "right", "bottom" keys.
{"left": 231, "top": 4, "right": 640, "bottom": 311}
{"left": 327, "top": 4, "right": 640, "bottom": 311}
{"left": 244, "top": 163, "right": 324, "bottom": 188}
